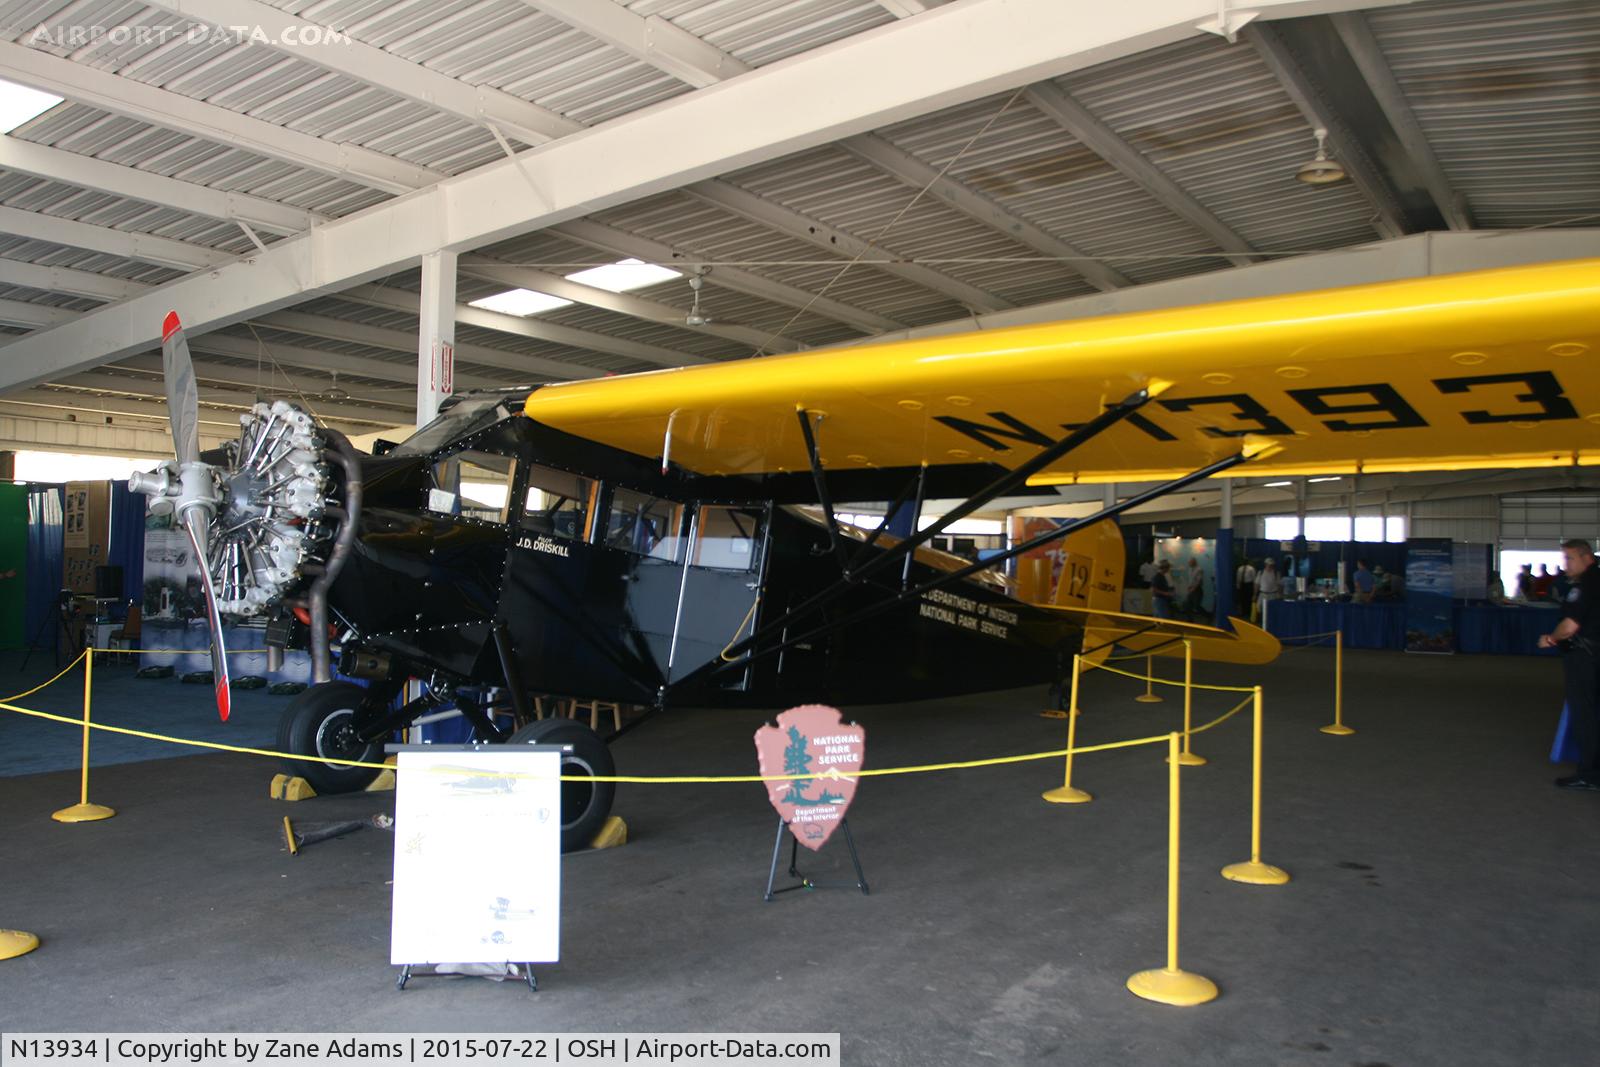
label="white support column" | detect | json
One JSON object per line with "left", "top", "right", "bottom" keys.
{"left": 417, "top": 251, "right": 458, "bottom": 428}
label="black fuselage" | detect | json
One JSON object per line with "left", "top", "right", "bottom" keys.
{"left": 326, "top": 404, "right": 1078, "bottom": 710}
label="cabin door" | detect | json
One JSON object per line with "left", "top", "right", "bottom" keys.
{"left": 668, "top": 504, "right": 768, "bottom": 689}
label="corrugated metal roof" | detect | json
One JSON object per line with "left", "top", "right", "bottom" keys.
{"left": 1366, "top": 0, "right": 1600, "bottom": 229}
{"left": 0, "top": 0, "right": 1590, "bottom": 421}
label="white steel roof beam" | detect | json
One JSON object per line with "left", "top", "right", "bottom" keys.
{"left": 0, "top": 39, "right": 443, "bottom": 194}
{"left": 1243, "top": 22, "right": 1409, "bottom": 239}
{"left": 53, "top": 371, "right": 404, "bottom": 425}
{"left": 533, "top": 0, "right": 1117, "bottom": 296}
{"left": 838, "top": 133, "right": 1132, "bottom": 290}
{"left": 0, "top": 204, "right": 233, "bottom": 271}
{"left": 518, "top": 0, "right": 745, "bottom": 88}
{"left": 141, "top": 0, "right": 580, "bottom": 145}
{"left": 256, "top": 306, "right": 611, "bottom": 380}
{"left": 1022, "top": 83, "right": 1260, "bottom": 267}
{"left": 332, "top": 286, "right": 709, "bottom": 368}
{"left": 459, "top": 259, "right": 796, "bottom": 354}
{"left": 1328, "top": 11, "right": 1472, "bottom": 231}
{"left": 0, "top": 298, "right": 74, "bottom": 329}
{"left": 685, "top": 180, "right": 1013, "bottom": 313}
{"left": 0, "top": 139, "right": 320, "bottom": 236}
{"left": 0, "top": 0, "right": 1418, "bottom": 392}
{"left": 0, "top": 258, "right": 146, "bottom": 302}
{"left": 550, "top": 221, "right": 905, "bottom": 335}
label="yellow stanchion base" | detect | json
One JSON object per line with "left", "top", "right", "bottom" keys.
{"left": 1167, "top": 752, "right": 1207, "bottom": 766}
{"left": 1039, "top": 709, "right": 1068, "bottom": 719}
{"left": 1126, "top": 967, "right": 1219, "bottom": 1006}
{"left": 1320, "top": 723, "right": 1356, "bottom": 736}
{"left": 588, "top": 815, "right": 628, "bottom": 850}
{"left": 51, "top": 802, "right": 115, "bottom": 823}
{"left": 1221, "top": 860, "right": 1291, "bottom": 885}
{"left": 0, "top": 929, "right": 40, "bottom": 960}
{"left": 1041, "top": 785, "right": 1093, "bottom": 804}
{"left": 269, "top": 774, "right": 318, "bottom": 801}
{"left": 1134, "top": 693, "right": 1164, "bottom": 704}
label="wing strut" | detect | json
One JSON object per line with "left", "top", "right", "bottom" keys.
{"left": 720, "top": 382, "right": 1169, "bottom": 668}
{"left": 689, "top": 436, "right": 1278, "bottom": 687}
{"left": 796, "top": 407, "right": 852, "bottom": 574}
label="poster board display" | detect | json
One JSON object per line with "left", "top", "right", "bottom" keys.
{"left": 390, "top": 745, "right": 562, "bottom": 967}
{"left": 63, "top": 480, "right": 110, "bottom": 594}
{"left": 1405, "top": 538, "right": 1455, "bottom": 653}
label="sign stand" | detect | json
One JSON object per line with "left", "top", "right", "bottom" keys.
{"left": 763, "top": 816, "right": 870, "bottom": 901}
{"left": 395, "top": 963, "right": 538, "bottom": 993}
{"left": 387, "top": 742, "right": 562, "bottom": 994}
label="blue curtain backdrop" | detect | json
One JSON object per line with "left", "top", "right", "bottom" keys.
{"left": 108, "top": 480, "right": 146, "bottom": 610}
{"left": 24, "top": 484, "right": 64, "bottom": 647}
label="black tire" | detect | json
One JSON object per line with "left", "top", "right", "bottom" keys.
{"left": 507, "top": 717, "right": 615, "bottom": 853}
{"left": 277, "top": 681, "right": 384, "bottom": 795}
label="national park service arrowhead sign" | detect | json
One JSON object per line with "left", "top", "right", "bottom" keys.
{"left": 754, "top": 705, "right": 865, "bottom": 851}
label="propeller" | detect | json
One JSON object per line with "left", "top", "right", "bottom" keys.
{"left": 132, "top": 312, "right": 232, "bottom": 721}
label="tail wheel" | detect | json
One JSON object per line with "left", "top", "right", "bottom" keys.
{"left": 277, "top": 681, "right": 384, "bottom": 795}
{"left": 507, "top": 717, "right": 615, "bottom": 852}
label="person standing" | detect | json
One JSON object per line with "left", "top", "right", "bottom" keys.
{"left": 1184, "top": 557, "right": 1205, "bottom": 619}
{"left": 1533, "top": 564, "right": 1555, "bottom": 600}
{"left": 1539, "top": 539, "right": 1600, "bottom": 790}
{"left": 1256, "top": 558, "right": 1281, "bottom": 623}
{"left": 1236, "top": 556, "right": 1257, "bottom": 611}
{"left": 1151, "top": 560, "right": 1175, "bottom": 618}
{"left": 1352, "top": 559, "right": 1376, "bottom": 604}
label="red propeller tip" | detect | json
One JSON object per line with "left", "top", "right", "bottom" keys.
{"left": 162, "top": 311, "right": 182, "bottom": 342}
{"left": 216, "top": 681, "right": 230, "bottom": 723}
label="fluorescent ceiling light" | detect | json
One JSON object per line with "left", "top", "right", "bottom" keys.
{"left": 0, "top": 78, "right": 62, "bottom": 133}
{"left": 468, "top": 288, "right": 572, "bottom": 317}
{"left": 1263, "top": 480, "right": 1293, "bottom": 488}
{"left": 565, "top": 258, "right": 682, "bottom": 293}
{"left": 1309, "top": 476, "right": 1343, "bottom": 483}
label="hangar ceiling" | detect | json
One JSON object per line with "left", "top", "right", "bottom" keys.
{"left": 0, "top": 0, "right": 1591, "bottom": 458}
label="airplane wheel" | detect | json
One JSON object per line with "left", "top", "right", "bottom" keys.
{"left": 507, "top": 718, "right": 615, "bottom": 853}
{"left": 277, "top": 682, "right": 384, "bottom": 795}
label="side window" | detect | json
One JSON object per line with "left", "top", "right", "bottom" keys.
{"left": 522, "top": 465, "right": 593, "bottom": 540}
{"left": 428, "top": 450, "right": 515, "bottom": 523}
{"left": 693, "top": 505, "right": 763, "bottom": 571}
{"left": 604, "top": 487, "right": 685, "bottom": 562}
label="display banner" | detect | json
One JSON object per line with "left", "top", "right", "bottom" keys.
{"left": 1404, "top": 538, "right": 1455, "bottom": 654}
{"left": 390, "top": 745, "right": 562, "bottom": 967}
{"left": 1154, "top": 536, "right": 1216, "bottom": 619}
{"left": 139, "top": 516, "right": 311, "bottom": 682}
{"left": 754, "top": 705, "right": 864, "bottom": 851}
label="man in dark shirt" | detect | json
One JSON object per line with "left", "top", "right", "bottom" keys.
{"left": 1151, "top": 560, "right": 1174, "bottom": 618}
{"left": 1539, "top": 538, "right": 1600, "bottom": 789}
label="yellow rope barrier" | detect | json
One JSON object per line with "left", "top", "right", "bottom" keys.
{"left": 85, "top": 647, "right": 272, "bottom": 654}
{"left": 1086, "top": 660, "right": 1256, "bottom": 693}
{"left": 0, "top": 649, "right": 90, "bottom": 704}
{"left": 0, "top": 687, "right": 1262, "bottom": 785}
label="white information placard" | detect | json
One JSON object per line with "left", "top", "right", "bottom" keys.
{"left": 390, "top": 745, "right": 562, "bottom": 966}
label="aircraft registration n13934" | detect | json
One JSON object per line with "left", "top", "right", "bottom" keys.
{"left": 131, "top": 257, "right": 1600, "bottom": 848}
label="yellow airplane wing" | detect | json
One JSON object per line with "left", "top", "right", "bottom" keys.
{"left": 1030, "top": 607, "right": 1282, "bottom": 667}
{"left": 524, "top": 258, "right": 1599, "bottom": 483}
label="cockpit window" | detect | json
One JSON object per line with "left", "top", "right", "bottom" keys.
{"left": 429, "top": 450, "right": 516, "bottom": 523}
{"left": 522, "top": 465, "right": 593, "bottom": 540}
{"left": 389, "top": 395, "right": 512, "bottom": 457}
{"left": 605, "top": 488, "right": 685, "bottom": 562}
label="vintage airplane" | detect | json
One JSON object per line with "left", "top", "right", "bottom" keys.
{"left": 130, "top": 257, "right": 1600, "bottom": 849}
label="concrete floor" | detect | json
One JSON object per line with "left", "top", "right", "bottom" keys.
{"left": 2, "top": 648, "right": 1598, "bottom": 1066}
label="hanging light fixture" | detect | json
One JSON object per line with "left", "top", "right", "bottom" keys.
{"left": 1296, "top": 127, "right": 1347, "bottom": 185}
